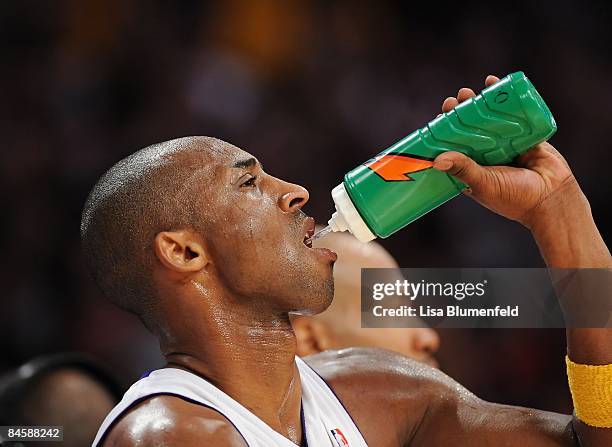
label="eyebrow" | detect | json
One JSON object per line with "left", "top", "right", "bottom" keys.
{"left": 232, "top": 157, "right": 258, "bottom": 169}
{"left": 232, "top": 157, "right": 264, "bottom": 171}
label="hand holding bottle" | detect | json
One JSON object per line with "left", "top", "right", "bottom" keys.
{"left": 433, "top": 75, "right": 577, "bottom": 230}
{"left": 316, "top": 72, "right": 559, "bottom": 243}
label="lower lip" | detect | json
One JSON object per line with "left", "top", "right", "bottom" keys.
{"left": 312, "top": 247, "right": 338, "bottom": 262}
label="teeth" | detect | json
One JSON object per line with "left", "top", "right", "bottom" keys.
{"left": 303, "top": 236, "right": 312, "bottom": 248}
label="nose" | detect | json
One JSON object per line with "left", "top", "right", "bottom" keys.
{"left": 278, "top": 182, "right": 310, "bottom": 213}
{"left": 412, "top": 328, "right": 440, "bottom": 356}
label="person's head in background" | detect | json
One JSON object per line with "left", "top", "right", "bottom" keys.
{"left": 292, "top": 230, "right": 440, "bottom": 367}
{"left": 0, "top": 353, "right": 123, "bottom": 447}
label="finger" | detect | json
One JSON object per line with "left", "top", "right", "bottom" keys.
{"left": 539, "top": 141, "right": 570, "bottom": 168}
{"left": 457, "top": 87, "right": 476, "bottom": 103}
{"left": 485, "top": 75, "right": 500, "bottom": 87}
{"left": 442, "top": 97, "right": 459, "bottom": 113}
{"left": 433, "top": 151, "right": 487, "bottom": 189}
{"left": 516, "top": 142, "right": 569, "bottom": 170}
{"left": 516, "top": 145, "right": 548, "bottom": 166}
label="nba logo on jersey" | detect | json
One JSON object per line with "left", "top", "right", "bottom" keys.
{"left": 331, "top": 428, "right": 350, "bottom": 446}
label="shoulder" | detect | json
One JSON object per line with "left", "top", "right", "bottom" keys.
{"left": 302, "top": 347, "right": 472, "bottom": 443}
{"left": 102, "top": 395, "right": 247, "bottom": 447}
{"left": 304, "top": 346, "right": 461, "bottom": 397}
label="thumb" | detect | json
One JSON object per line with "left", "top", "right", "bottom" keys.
{"left": 433, "top": 151, "right": 486, "bottom": 189}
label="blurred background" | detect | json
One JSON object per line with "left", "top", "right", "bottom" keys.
{"left": 1, "top": 0, "right": 610, "bottom": 415}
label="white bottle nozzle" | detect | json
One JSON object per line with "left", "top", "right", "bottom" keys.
{"left": 306, "top": 185, "right": 376, "bottom": 244}
{"left": 328, "top": 211, "right": 348, "bottom": 232}
{"left": 328, "top": 184, "right": 376, "bottom": 243}
{"left": 306, "top": 225, "right": 334, "bottom": 244}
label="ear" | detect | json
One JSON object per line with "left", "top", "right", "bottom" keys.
{"left": 292, "top": 317, "right": 334, "bottom": 357}
{"left": 154, "top": 230, "right": 209, "bottom": 273}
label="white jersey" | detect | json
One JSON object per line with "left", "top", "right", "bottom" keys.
{"left": 93, "top": 356, "right": 368, "bottom": 447}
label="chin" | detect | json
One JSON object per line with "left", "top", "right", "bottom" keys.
{"left": 308, "top": 276, "right": 335, "bottom": 315}
{"left": 291, "top": 275, "right": 334, "bottom": 316}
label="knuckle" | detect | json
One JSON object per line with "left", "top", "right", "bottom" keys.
{"left": 452, "top": 163, "right": 469, "bottom": 177}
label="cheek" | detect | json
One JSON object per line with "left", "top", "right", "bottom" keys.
{"left": 210, "top": 206, "right": 297, "bottom": 285}
{"left": 211, "top": 196, "right": 270, "bottom": 246}
{"left": 231, "top": 195, "right": 281, "bottom": 240}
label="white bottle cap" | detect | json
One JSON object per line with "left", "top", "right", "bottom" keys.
{"left": 329, "top": 183, "right": 376, "bottom": 243}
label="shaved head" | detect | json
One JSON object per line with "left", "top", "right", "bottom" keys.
{"left": 80, "top": 137, "right": 223, "bottom": 330}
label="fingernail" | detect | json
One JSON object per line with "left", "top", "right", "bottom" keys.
{"left": 434, "top": 158, "right": 453, "bottom": 171}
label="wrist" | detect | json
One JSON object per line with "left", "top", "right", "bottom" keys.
{"left": 525, "top": 177, "right": 610, "bottom": 268}
{"left": 523, "top": 176, "right": 590, "bottom": 233}
{"left": 565, "top": 354, "right": 612, "bottom": 428}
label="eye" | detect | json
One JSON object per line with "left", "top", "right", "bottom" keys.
{"left": 240, "top": 175, "right": 257, "bottom": 188}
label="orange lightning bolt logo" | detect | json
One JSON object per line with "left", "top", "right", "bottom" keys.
{"left": 365, "top": 153, "right": 435, "bottom": 181}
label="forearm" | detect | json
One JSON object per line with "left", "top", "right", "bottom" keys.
{"left": 528, "top": 179, "right": 611, "bottom": 445}
{"left": 528, "top": 178, "right": 611, "bottom": 362}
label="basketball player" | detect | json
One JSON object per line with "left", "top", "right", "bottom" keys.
{"left": 292, "top": 231, "right": 440, "bottom": 367}
{"left": 82, "top": 75, "right": 611, "bottom": 446}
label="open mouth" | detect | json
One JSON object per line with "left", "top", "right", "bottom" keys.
{"left": 301, "top": 216, "right": 337, "bottom": 262}
{"left": 303, "top": 218, "right": 315, "bottom": 248}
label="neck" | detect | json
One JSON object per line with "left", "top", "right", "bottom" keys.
{"left": 160, "top": 288, "right": 303, "bottom": 444}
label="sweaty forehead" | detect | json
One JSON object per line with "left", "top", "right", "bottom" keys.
{"left": 179, "top": 137, "right": 254, "bottom": 174}
{"left": 162, "top": 137, "right": 255, "bottom": 191}
{"left": 168, "top": 137, "right": 259, "bottom": 213}
{"left": 190, "top": 137, "right": 249, "bottom": 163}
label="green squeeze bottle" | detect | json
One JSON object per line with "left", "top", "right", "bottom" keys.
{"left": 312, "top": 71, "right": 557, "bottom": 243}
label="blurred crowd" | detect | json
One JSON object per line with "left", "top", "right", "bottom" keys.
{"left": 2, "top": 0, "right": 611, "bottom": 416}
